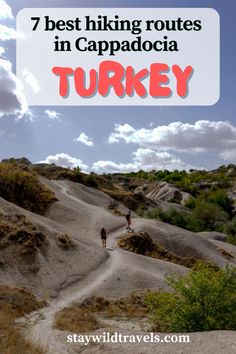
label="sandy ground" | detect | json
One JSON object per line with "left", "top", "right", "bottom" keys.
{"left": 1, "top": 178, "right": 236, "bottom": 353}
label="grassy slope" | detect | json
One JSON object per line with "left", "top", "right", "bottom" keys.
{"left": 0, "top": 286, "right": 46, "bottom": 354}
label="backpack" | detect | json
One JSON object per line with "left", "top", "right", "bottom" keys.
{"left": 126, "top": 213, "right": 130, "bottom": 221}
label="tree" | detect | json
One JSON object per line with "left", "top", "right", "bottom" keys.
{"left": 188, "top": 201, "right": 228, "bottom": 232}
{"left": 207, "top": 190, "right": 235, "bottom": 217}
{"left": 146, "top": 263, "right": 236, "bottom": 332}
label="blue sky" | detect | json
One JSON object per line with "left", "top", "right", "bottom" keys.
{"left": 0, "top": 0, "right": 236, "bottom": 173}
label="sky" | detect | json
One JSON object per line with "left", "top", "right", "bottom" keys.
{"left": 0, "top": 0, "right": 236, "bottom": 173}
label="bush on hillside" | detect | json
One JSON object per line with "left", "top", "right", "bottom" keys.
{"left": 1, "top": 157, "right": 32, "bottom": 166}
{"left": 118, "top": 232, "right": 197, "bottom": 268}
{"left": 145, "top": 208, "right": 190, "bottom": 229}
{"left": 145, "top": 201, "right": 228, "bottom": 232}
{"left": 0, "top": 286, "right": 46, "bottom": 318}
{"left": 188, "top": 201, "right": 228, "bottom": 232}
{"left": 206, "top": 189, "right": 235, "bottom": 217}
{"left": 184, "top": 197, "right": 196, "bottom": 209}
{"left": 0, "top": 162, "right": 56, "bottom": 214}
{"left": 223, "top": 217, "right": 236, "bottom": 245}
{"left": 223, "top": 217, "right": 236, "bottom": 236}
{"left": 145, "top": 263, "right": 236, "bottom": 332}
{"left": 227, "top": 235, "right": 236, "bottom": 246}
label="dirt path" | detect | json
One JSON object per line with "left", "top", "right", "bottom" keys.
{"left": 21, "top": 181, "right": 127, "bottom": 353}
{"left": 24, "top": 250, "right": 120, "bottom": 354}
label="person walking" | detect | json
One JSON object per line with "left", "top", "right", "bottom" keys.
{"left": 125, "top": 211, "right": 132, "bottom": 232}
{"left": 100, "top": 226, "right": 107, "bottom": 248}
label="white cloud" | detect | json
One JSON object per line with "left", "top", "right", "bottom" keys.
{"left": 17, "top": 109, "right": 34, "bottom": 122}
{"left": 108, "top": 123, "right": 135, "bottom": 143}
{"left": 92, "top": 148, "right": 199, "bottom": 174}
{"left": 219, "top": 149, "right": 236, "bottom": 161}
{"left": 0, "top": 3, "right": 31, "bottom": 120}
{"left": 0, "top": 58, "right": 28, "bottom": 118}
{"left": 133, "top": 148, "right": 196, "bottom": 170}
{"left": 0, "top": 24, "right": 19, "bottom": 41}
{"left": 92, "top": 160, "right": 136, "bottom": 173}
{"left": 73, "top": 132, "right": 94, "bottom": 147}
{"left": 0, "top": 0, "right": 13, "bottom": 20}
{"left": 0, "top": 46, "right": 5, "bottom": 56}
{"left": 0, "top": 2, "right": 23, "bottom": 41}
{"left": 108, "top": 121, "right": 236, "bottom": 154}
{"left": 44, "top": 110, "right": 61, "bottom": 121}
{"left": 40, "top": 153, "right": 88, "bottom": 171}
{"left": 22, "top": 68, "right": 40, "bottom": 93}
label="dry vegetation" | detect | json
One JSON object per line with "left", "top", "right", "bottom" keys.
{"left": 0, "top": 286, "right": 46, "bottom": 317}
{"left": 0, "top": 162, "right": 56, "bottom": 215}
{"left": 57, "top": 234, "right": 75, "bottom": 250}
{"left": 217, "top": 247, "right": 234, "bottom": 260}
{"left": 55, "top": 306, "right": 100, "bottom": 333}
{"left": 32, "top": 163, "right": 153, "bottom": 213}
{"left": 102, "top": 187, "right": 149, "bottom": 212}
{"left": 0, "top": 286, "right": 46, "bottom": 354}
{"left": 55, "top": 292, "right": 149, "bottom": 333}
{"left": 107, "top": 199, "right": 125, "bottom": 216}
{"left": 118, "top": 232, "right": 202, "bottom": 268}
{"left": 32, "top": 164, "right": 112, "bottom": 189}
{"left": 0, "top": 213, "right": 76, "bottom": 256}
{"left": 0, "top": 213, "right": 48, "bottom": 255}
{"left": 32, "top": 164, "right": 78, "bottom": 182}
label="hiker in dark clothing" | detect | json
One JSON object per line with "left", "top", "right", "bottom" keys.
{"left": 125, "top": 211, "right": 132, "bottom": 232}
{"left": 100, "top": 227, "right": 107, "bottom": 248}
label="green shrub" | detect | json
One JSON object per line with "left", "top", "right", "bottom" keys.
{"left": 184, "top": 197, "right": 196, "bottom": 209}
{"left": 187, "top": 201, "right": 228, "bottom": 232}
{"left": 145, "top": 207, "right": 189, "bottom": 229}
{"left": 1, "top": 157, "right": 31, "bottom": 166}
{"left": 223, "top": 217, "right": 236, "bottom": 236}
{"left": 146, "top": 202, "right": 228, "bottom": 233}
{"left": 207, "top": 190, "right": 234, "bottom": 217}
{"left": 145, "top": 208, "right": 165, "bottom": 220}
{"left": 72, "top": 166, "right": 83, "bottom": 183}
{"left": 145, "top": 263, "right": 236, "bottom": 332}
{"left": 84, "top": 174, "right": 99, "bottom": 188}
{"left": 227, "top": 235, "right": 236, "bottom": 246}
{"left": 164, "top": 209, "right": 189, "bottom": 229}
